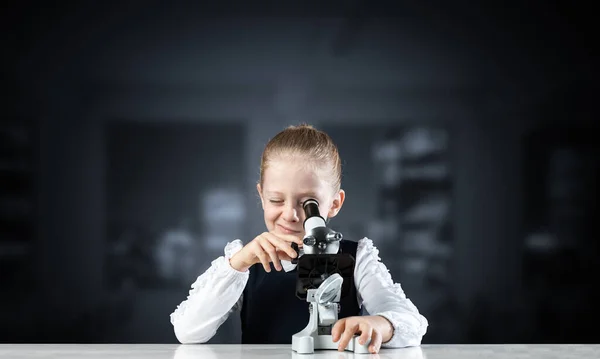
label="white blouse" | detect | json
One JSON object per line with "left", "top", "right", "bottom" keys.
{"left": 170, "top": 238, "right": 428, "bottom": 347}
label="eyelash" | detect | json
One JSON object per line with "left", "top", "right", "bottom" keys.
{"left": 268, "top": 199, "right": 312, "bottom": 206}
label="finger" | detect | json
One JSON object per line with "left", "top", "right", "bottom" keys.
{"left": 357, "top": 322, "right": 373, "bottom": 346}
{"left": 253, "top": 245, "right": 271, "bottom": 272}
{"left": 270, "top": 231, "right": 304, "bottom": 245}
{"left": 264, "top": 232, "right": 299, "bottom": 258}
{"left": 266, "top": 231, "right": 301, "bottom": 248}
{"left": 368, "top": 329, "right": 383, "bottom": 354}
{"left": 331, "top": 319, "right": 346, "bottom": 343}
{"left": 338, "top": 321, "right": 358, "bottom": 351}
{"left": 276, "top": 251, "right": 294, "bottom": 262}
{"left": 259, "top": 237, "right": 282, "bottom": 271}
{"left": 293, "top": 235, "right": 305, "bottom": 245}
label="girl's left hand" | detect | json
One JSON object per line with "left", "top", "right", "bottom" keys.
{"left": 331, "top": 315, "right": 393, "bottom": 354}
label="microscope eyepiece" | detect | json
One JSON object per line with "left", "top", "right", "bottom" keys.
{"left": 303, "top": 199, "right": 321, "bottom": 219}
{"left": 302, "top": 198, "right": 342, "bottom": 255}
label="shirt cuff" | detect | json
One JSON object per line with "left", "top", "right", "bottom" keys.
{"left": 374, "top": 311, "right": 427, "bottom": 348}
{"left": 223, "top": 239, "right": 249, "bottom": 274}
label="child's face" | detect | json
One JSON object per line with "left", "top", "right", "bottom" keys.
{"left": 257, "top": 157, "right": 344, "bottom": 242}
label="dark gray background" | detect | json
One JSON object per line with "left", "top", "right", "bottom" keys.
{"left": 1, "top": 0, "right": 597, "bottom": 345}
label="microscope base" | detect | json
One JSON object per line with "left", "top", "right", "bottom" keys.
{"left": 292, "top": 333, "right": 370, "bottom": 354}
{"left": 292, "top": 274, "right": 368, "bottom": 354}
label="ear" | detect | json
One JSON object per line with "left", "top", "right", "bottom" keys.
{"left": 257, "top": 183, "right": 265, "bottom": 210}
{"left": 327, "top": 189, "right": 345, "bottom": 219}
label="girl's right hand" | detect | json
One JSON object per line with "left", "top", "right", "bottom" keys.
{"left": 229, "top": 232, "right": 302, "bottom": 273}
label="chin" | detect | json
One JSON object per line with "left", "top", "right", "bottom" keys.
{"left": 277, "top": 230, "right": 303, "bottom": 239}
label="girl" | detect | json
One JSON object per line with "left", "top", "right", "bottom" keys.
{"left": 170, "top": 124, "right": 428, "bottom": 354}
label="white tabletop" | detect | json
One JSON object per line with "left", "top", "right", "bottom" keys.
{"left": 0, "top": 344, "right": 598, "bottom": 359}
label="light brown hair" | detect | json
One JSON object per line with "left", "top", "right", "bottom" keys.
{"left": 259, "top": 124, "right": 342, "bottom": 192}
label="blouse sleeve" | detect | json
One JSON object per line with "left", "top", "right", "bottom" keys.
{"left": 354, "top": 238, "right": 429, "bottom": 348}
{"left": 170, "top": 239, "right": 249, "bottom": 344}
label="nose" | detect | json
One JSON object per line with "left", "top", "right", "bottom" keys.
{"left": 282, "top": 203, "right": 300, "bottom": 223}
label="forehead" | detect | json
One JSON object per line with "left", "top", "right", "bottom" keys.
{"left": 262, "top": 159, "right": 330, "bottom": 195}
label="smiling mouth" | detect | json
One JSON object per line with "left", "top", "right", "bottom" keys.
{"left": 277, "top": 224, "right": 302, "bottom": 234}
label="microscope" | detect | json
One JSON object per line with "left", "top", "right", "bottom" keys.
{"left": 290, "top": 199, "right": 370, "bottom": 354}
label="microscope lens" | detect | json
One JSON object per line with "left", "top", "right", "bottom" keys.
{"left": 304, "top": 236, "right": 316, "bottom": 246}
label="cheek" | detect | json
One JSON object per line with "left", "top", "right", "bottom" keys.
{"left": 319, "top": 205, "right": 327, "bottom": 216}
{"left": 319, "top": 202, "right": 332, "bottom": 217}
{"left": 263, "top": 206, "right": 280, "bottom": 222}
